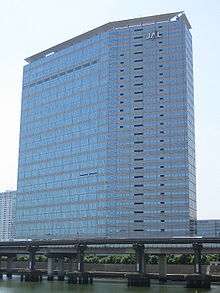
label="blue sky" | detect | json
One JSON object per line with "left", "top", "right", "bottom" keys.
{"left": 0, "top": 0, "right": 219, "bottom": 219}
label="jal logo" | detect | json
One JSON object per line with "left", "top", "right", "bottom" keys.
{"left": 146, "top": 31, "right": 161, "bottom": 40}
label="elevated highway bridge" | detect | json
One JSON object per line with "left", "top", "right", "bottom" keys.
{"left": 0, "top": 237, "right": 219, "bottom": 287}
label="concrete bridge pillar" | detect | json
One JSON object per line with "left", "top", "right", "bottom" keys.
{"left": 47, "top": 257, "right": 55, "bottom": 281}
{"left": 28, "top": 250, "right": 36, "bottom": 272}
{"left": 25, "top": 246, "right": 41, "bottom": 282}
{"left": 158, "top": 254, "right": 167, "bottom": 282}
{"left": 133, "top": 244, "right": 145, "bottom": 274}
{"left": 193, "top": 243, "right": 203, "bottom": 274}
{"left": 76, "top": 244, "right": 87, "bottom": 273}
{"left": 57, "top": 257, "right": 65, "bottom": 281}
{"left": 0, "top": 257, "right": 2, "bottom": 280}
{"left": 68, "top": 255, "right": 75, "bottom": 273}
{"left": 185, "top": 243, "right": 211, "bottom": 289}
{"left": 6, "top": 255, "right": 14, "bottom": 279}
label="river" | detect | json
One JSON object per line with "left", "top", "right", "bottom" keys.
{"left": 0, "top": 279, "right": 219, "bottom": 293}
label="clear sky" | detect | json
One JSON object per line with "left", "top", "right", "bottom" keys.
{"left": 0, "top": 0, "right": 219, "bottom": 219}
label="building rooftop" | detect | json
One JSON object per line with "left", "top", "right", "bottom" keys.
{"left": 25, "top": 11, "right": 191, "bottom": 64}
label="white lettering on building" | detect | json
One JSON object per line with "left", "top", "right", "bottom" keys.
{"left": 146, "top": 31, "right": 161, "bottom": 40}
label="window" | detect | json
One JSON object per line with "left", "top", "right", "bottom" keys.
{"left": 134, "top": 75, "right": 143, "bottom": 78}
{"left": 134, "top": 36, "right": 143, "bottom": 39}
{"left": 134, "top": 83, "right": 143, "bottom": 86}
{"left": 134, "top": 229, "right": 144, "bottom": 232}
{"left": 134, "top": 59, "right": 143, "bottom": 63}
{"left": 120, "top": 109, "right": 123, "bottom": 112}
{"left": 120, "top": 61, "right": 124, "bottom": 64}
{"left": 161, "top": 229, "right": 165, "bottom": 232}
{"left": 160, "top": 157, "right": 164, "bottom": 159}
{"left": 134, "top": 52, "right": 143, "bottom": 55}
{"left": 134, "top": 115, "right": 143, "bottom": 119}
{"left": 134, "top": 67, "right": 143, "bottom": 70}
{"left": 134, "top": 211, "right": 144, "bottom": 213}
{"left": 120, "top": 117, "right": 124, "bottom": 120}
{"left": 160, "top": 114, "right": 164, "bottom": 117}
{"left": 159, "top": 65, "right": 163, "bottom": 68}
{"left": 134, "top": 124, "right": 143, "bottom": 127}
{"left": 134, "top": 176, "right": 143, "bottom": 178}
{"left": 120, "top": 101, "right": 124, "bottom": 104}
{"left": 134, "top": 149, "right": 143, "bottom": 152}
{"left": 134, "top": 28, "right": 143, "bottom": 32}
{"left": 160, "top": 211, "right": 165, "bottom": 213}
{"left": 134, "top": 167, "right": 144, "bottom": 170}
{"left": 134, "top": 202, "right": 144, "bottom": 204}
{"left": 134, "top": 220, "right": 143, "bottom": 222}
{"left": 159, "top": 89, "right": 164, "bottom": 92}
{"left": 160, "top": 175, "right": 165, "bottom": 177}
{"left": 134, "top": 107, "right": 144, "bottom": 110}
{"left": 160, "top": 201, "right": 165, "bottom": 204}
{"left": 134, "top": 99, "right": 143, "bottom": 102}
{"left": 120, "top": 126, "right": 123, "bottom": 128}
{"left": 134, "top": 44, "right": 143, "bottom": 47}
{"left": 160, "top": 192, "right": 165, "bottom": 195}
{"left": 160, "top": 166, "right": 164, "bottom": 168}
{"left": 160, "top": 131, "right": 164, "bottom": 134}
{"left": 134, "top": 193, "right": 143, "bottom": 196}
{"left": 161, "top": 220, "right": 165, "bottom": 222}
{"left": 120, "top": 69, "right": 124, "bottom": 72}
{"left": 160, "top": 122, "right": 164, "bottom": 125}
{"left": 134, "top": 158, "right": 143, "bottom": 161}
{"left": 120, "top": 53, "right": 124, "bottom": 56}
{"left": 159, "top": 73, "right": 163, "bottom": 76}
{"left": 134, "top": 141, "right": 143, "bottom": 144}
{"left": 120, "top": 93, "right": 124, "bottom": 96}
{"left": 160, "top": 140, "right": 164, "bottom": 142}
{"left": 134, "top": 184, "right": 144, "bottom": 187}
{"left": 159, "top": 49, "right": 163, "bottom": 51}
{"left": 134, "top": 132, "right": 143, "bottom": 135}
{"left": 160, "top": 183, "right": 164, "bottom": 186}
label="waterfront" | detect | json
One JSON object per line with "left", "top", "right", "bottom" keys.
{"left": 0, "top": 280, "right": 219, "bottom": 293}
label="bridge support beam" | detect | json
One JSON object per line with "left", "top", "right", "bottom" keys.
{"left": 133, "top": 244, "right": 145, "bottom": 274}
{"left": 0, "top": 257, "right": 2, "bottom": 280}
{"left": 6, "top": 255, "right": 14, "bottom": 279}
{"left": 47, "top": 257, "right": 55, "bottom": 281}
{"left": 76, "top": 244, "right": 87, "bottom": 273}
{"left": 68, "top": 255, "right": 75, "bottom": 273}
{"left": 25, "top": 246, "right": 41, "bottom": 282}
{"left": 57, "top": 257, "right": 65, "bottom": 281}
{"left": 193, "top": 243, "right": 203, "bottom": 274}
{"left": 158, "top": 254, "right": 167, "bottom": 283}
{"left": 28, "top": 249, "right": 36, "bottom": 272}
{"left": 186, "top": 243, "right": 211, "bottom": 289}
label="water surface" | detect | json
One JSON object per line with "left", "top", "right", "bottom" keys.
{"left": 0, "top": 279, "right": 219, "bottom": 293}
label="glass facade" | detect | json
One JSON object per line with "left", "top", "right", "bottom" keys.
{"left": 197, "top": 220, "right": 220, "bottom": 237}
{"left": 15, "top": 12, "right": 196, "bottom": 239}
{"left": 0, "top": 191, "right": 16, "bottom": 240}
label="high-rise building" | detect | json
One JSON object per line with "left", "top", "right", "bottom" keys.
{"left": 16, "top": 11, "right": 196, "bottom": 239}
{"left": 0, "top": 191, "right": 16, "bottom": 240}
{"left": 197, "top": 220, "right": 220, "bottom": 237}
